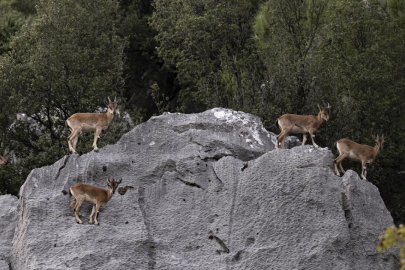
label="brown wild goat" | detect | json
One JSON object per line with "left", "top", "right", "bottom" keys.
{"left": 62, "top": 178, "right": 122, "bottom": 225}
{"left": 275, "top": 104, "right": 331, "bottom": 149}
{"left": 334, "top": 135, "right": 385, "bottom": 180}
{"left": 66, "top": 97, "right": 120, "bottom": 153}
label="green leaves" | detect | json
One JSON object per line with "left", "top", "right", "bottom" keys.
{"left": 0, "top": 0, "right": 127, "bottom": 194}
{"left": 150, "top": 0, "right": 261, "bottom": 112}
{"left": 378, "top": 224, "right": 405, "bottom": 269}
{"left": 0, "top": 0, "right": 27, "bottom": 55}
{"left": 253, "top": 0, "right": 330, "bottom": 115}
{"left": 0, "top": 0, "right": 404, "bottom": 229}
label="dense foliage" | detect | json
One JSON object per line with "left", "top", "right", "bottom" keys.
{"left": 0, "top": 0, "right": 128, "bottom": 194}
{"left": 0, "top": 0, "right": 405, "bottom": 229}
{"left": 150, "top": 0, "right": 263, "bottom": 114}
{"left": 378, "top": 224, "right": 405, "bottom": 268}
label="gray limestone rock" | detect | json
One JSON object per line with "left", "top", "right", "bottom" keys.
{"left": 0, "top": 194, "right": 18, "bottom": 269}
{"left": 3, "top": 108, "right": 399, "bottom": 269}
{"left": 0, "top": 260, "right": 9, "bottom": 270}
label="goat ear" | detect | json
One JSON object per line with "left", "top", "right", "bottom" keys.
{"left": 117, "top": 179, "right": 122, "bottom": 184}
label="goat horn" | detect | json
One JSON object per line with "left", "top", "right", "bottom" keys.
{"left": 114, "top": 96, "right": 117, "bottom": 102}
{"left": 328, "top": 103, "right": 330, "bottom": 108}
{"left": 108, "top": 97, "right": 111, "bottom": 102}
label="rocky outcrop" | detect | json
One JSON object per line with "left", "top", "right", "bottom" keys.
{"left": 0, "top": 195, "right": 18, "bottom": 270}
{"left": 0, "top": 108, "right": 398, "bottom": 269}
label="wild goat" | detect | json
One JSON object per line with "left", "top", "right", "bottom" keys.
{"left": 275, "top": 104, "right": 331, "bottom": 149}
{"left": 334, "top": 135, "right": 385, "bottom": 180}
{"left": 66, "top": 97, "right": 120, "bottom": 154}
{"left": 62, "top": 178, "right": 122, "bottom": 225}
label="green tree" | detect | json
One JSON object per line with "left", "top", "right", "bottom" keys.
{"left": 253, "top": 0, "right": 329, "bottom": 116}
{"left": 254, "top": 0, "right": 405, "bottom": 188}
{"left": 150, "top": 0, "right": 263, "bottom": 114}
{"left": 11, "top": 0, "right": 39, "bottom": 16}
{"left": 378, "top": 224, "right": 405, "bottom": 268}
{"left": 0, "top": 0, "right": 26, "bottom": 55}
{"left": 0, "top": 0, "right": 128, "bottom": 194}
{"left": 119, "top": 0, "right": 173, "bottom": 117}
{"left": 320, "top": 0, "right": 405, "bottom": 223}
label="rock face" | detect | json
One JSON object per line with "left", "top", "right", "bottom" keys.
{"left": 0, "top": 108, "right": 398, "bottom": 269}
{"left": 0, "top": 195, "right": 18, "bottom": 270}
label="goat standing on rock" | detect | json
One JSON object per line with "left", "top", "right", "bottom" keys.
{"left": 334, "top": 135, "right": 385, "bottom": 180}
{"left": 62, "top": 178, "right": 122, "bottom": 225}
{"left": 66, "top": 97, "right": 120, "bottom": 154}
{"left": 275, "top": 104, "right": 331, "bottom": 149}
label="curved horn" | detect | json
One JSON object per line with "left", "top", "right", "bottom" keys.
{"left": 114, "top": 96, "right": 117, "bottom": 102}
{"left": 327, "top": 103, "right": 330, "bottom": 108}
{"left": 108, "top": 97, "right": 111, "bottom": 102}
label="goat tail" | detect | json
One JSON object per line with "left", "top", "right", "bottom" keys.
{"left": 61, "top": 189, "right": 71, "bottom": 196}
{"left": 334, "top": 141, "right": 339, "bottom": 147}
{"left": 65, "top": 119, "right": 74, "bottom": 133}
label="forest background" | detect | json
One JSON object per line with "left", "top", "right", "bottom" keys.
{"left": 0, "top": 0, "right": 405, "bottom": 225}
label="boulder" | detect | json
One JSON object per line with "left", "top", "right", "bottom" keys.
{"left": 0, "top": 194, "right": 18, "bottom": 269}
{"left": 0, "top": 260, "right": 9, "bottom": 270}
{"left": 5, "top": 108, "right": 398, "bottom": 269}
